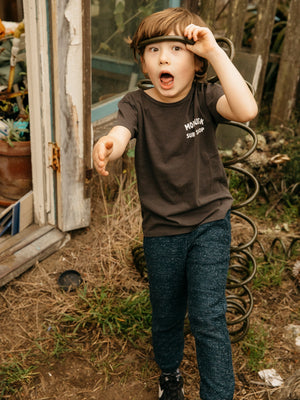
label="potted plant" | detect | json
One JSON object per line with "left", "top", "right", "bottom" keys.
{"left": 0, "top": 116, "right": 32, "bottom": 201}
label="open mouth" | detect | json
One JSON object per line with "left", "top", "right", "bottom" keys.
{"left": 160, "top": 72, "right": 174, "bottom": 86}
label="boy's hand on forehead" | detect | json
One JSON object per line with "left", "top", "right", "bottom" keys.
{"left": 184, "top": 24, "right": 219, "bottom": 59}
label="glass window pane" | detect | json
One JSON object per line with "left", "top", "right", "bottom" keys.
{"left": 91, "top": 0, "right": 169, "bottom": 106}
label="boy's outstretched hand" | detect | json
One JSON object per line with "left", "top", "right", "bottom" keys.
{"left": 92, "top": 126, "right": 131, "bottom": 177}
{"left": 93, "top": 139, "right": 114, "bottom": 176}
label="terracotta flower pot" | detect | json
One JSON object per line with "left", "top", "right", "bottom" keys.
{"left": 0, "top": 140, "right": 32, "bottom": 200}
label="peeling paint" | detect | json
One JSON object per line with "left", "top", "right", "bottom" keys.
{"left": 65, "top": 0, "right": 81, "bottom": 45}
{"left": 64, "top": 0, "right": 83, "bottom": 160}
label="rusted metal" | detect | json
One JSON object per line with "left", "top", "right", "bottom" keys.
{"left": 49, "top": 142, "right": 61, "bottom": 172}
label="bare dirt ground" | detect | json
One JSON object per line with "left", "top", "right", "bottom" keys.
{"left": 0, "top": 166, "right": 299, "bottom": 400}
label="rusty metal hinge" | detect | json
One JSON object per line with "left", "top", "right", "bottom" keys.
{"left": 49, "top": 142, "right": 61, "bottom": 172}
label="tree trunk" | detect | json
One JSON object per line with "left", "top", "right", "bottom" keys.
{"left": 199, "top": 0, "right": 217, "bottom": 28}
{"left": 181, "top": 0, "right": 199, "bottom": 14}
{"left": 225, "top": 0, "right": 248, "bottom": 50}
{"left": 182, "top": 0, "right": 217, "bottom": 28}
{"left": 270, "top": 0, "right": 300, "bottom": 126}
{"left": 251, "top": 0, "right": 278, "bottom": 107}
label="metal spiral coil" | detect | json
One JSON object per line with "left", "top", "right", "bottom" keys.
{"left": 219, "top": 119, "right": 259, "bottom": 342}
{"left": 255, "top": 235, "right": 300, "bottom": 261}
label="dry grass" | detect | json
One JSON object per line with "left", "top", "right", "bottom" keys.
{"left": 0, "top": 168, "right": 299, "bottom": 400}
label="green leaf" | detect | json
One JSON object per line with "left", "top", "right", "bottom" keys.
{"left": 98, "top": 42, "right": 113, "bottom": 54}
{"left": 127, "top": 148, "right": 135, "bottom": 158}
{"left": 138, "top": 3, "right": 156, "bottom": 17}
{"left": 114, "top": 0, "right": 125, "bottom": 32}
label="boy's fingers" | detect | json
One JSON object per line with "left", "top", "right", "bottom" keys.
{"left": 98, "top": 139, "right": 113, "bottom": 150}
{"left": 92, "top": 139, "right": 114, "bottom": 176}
{"left": 99, "top": 167, "right": 109, "bottom": 176}
{"left": 105, "top": 141, "right": 113, "bottom": 150}
{"left": 95, "top": 159, "right": 109, "bottom": 176}
{"left": 98, "top": 140, "right": 113, "bottom": 159}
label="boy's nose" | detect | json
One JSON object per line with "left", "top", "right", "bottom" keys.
{"left": 159, "top": 58, "right": 169, "bottom": 65}
{"left": 159, "top": 50, "right": 169, "bottom": 64}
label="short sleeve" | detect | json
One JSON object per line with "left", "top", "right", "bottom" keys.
{"left": 205, "top": 83, "right": 229, "bottom": 124}
{"left": 114, "top": 94, "right": 139, "bottom": 139}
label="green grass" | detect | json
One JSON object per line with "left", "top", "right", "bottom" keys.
{"left": 0, "top": 285, "right": 152, "bottom": 397}
{"left": 228, "top": 169, "right": 251, "bottom": 206}
{"left": 59, "top": 285, "right": 152, "bottom": 345}
{"left": 252, "top": 259, "right": 285, "bottom": 290}
{"left": 241, "top": 324, "right": 270, "bottom": 372}
{"left": 247, "top": 192, "right": 298, "bottom": 221}
{"left": 0, "top": 356, "right": 36, "bottom": 398}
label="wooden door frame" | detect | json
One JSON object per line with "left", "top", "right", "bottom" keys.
{"left": 50, "top": 0, "right": 92, "bottom": 232}
{"left": 23, "top": 0, "right": 56, "bottom": 226}
{"left": 23, "top": 0, "right": 92, "bottom": 231}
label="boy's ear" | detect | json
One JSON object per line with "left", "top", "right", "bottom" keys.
{"left": 194, "top": 56, "right": 208, "bottom": 76}
{"left": 194, "top": 56, "right": 204, "bottom": 74}
{"left": 140, "top": 56, "right": 148, "bottom": 75}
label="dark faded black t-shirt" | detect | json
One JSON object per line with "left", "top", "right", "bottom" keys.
{"left": 115, "top": 80, "right": 233, "bottom": 237}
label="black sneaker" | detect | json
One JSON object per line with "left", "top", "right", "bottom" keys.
{"left": 158, "top": 370, "right": 185, "bottom": 400}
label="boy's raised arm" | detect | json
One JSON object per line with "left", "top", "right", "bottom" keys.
{"left": 185, "top": 24, "right": 258, "bottom": 123}
{"left": 210, "top": 49, "right": 258, "bottom": 123}
{"left": 93, "top": 125, "right": 131, "bottom": 176}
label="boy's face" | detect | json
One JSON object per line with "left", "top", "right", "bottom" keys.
{"left": 141, "top": 32, "right": 201, "bottom": 103}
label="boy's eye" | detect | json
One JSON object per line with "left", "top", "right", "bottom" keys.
{"left": 146, "top": 43, "right": 184, "bottom": 52}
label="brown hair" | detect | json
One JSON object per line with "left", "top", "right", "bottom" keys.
{"left": 130, "top": 7, "right": 208, "bottom": 77}
{"left": 130, "top": 7, "right": 207, "bottom": 58}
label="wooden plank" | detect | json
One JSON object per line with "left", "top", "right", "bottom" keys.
{"left": 23, "top": 0, "right": 56, "bottom": 226}
{"left": 92, "top": 54, "right": 138, "bottom": 76}
{"left": 0, "top": 227, "right": 70, "bottom": 287}
{"left": 19, "top": 190, "right": 33, "bottom": 232}
{"left": 92, "top": 97, "right": 121, "bottom": 122}
{"left": 251, "top": 0, "right": 278, "bottom": 106}
{"left": 232, "top": 51, "right": 262, "bottom": 95}
{"left": 82, "top": 0, "right": 92, "bottom": 199}
{"left": 216, "top": 51, "right": 262, "bottom": 149}
{"left": 0, "top": 191, "right": 34, "bottom": 238}
{"left": 270, "top": 0, "right": 300, "bottom": 125}
{"left": 51, "top": 0, "right": 91, "bottom": 232}
{"left": 0, "top": 224, "right": 53, "bottom": 260}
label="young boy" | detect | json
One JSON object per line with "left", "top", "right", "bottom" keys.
{"left": 93, "top": 7, "right": 258, "bottom": 400}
